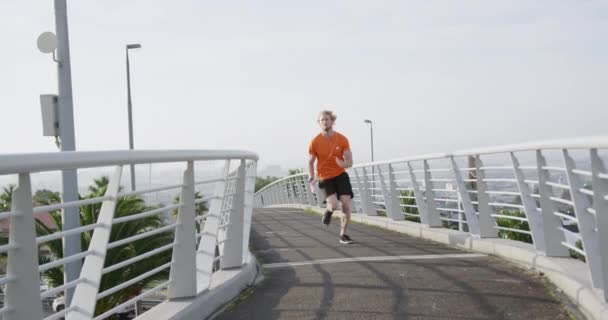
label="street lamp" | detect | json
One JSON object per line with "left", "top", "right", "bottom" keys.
{"left": 126, "top": 43, "right": 141, "bottom": 191}
{"left": 364, "top": 119, "right": 375, "bottom": 197}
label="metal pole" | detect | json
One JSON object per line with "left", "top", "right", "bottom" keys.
{"left": 54, "top": 0, "right": 82, "bottom": 306}
{"left": 370, "top": 121, "right": 375, "bottom": 197}
{"left": 126, "top": 47, "right": 136, "bottom": 190}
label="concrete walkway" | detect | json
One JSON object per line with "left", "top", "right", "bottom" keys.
{"left": 216, "top": 208, "right": 576, "bottom": 320}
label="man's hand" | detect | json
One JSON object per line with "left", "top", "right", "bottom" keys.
{"left": 309, "top": 179, "right": 317, "bottom": 192}
{"left": 336, "top": 157, "right": 348, "bottom": 168}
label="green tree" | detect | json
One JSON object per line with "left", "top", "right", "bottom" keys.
{"left": 400, "top": 190, "right": 420, "bottom": 223}
{"left": 35, "top": 177, "right": 173, "bottom": 316}
{"left": 0, "top": 184, "right": 16, "bottom": 213}
{"left": 255, "top": 176, "right": 279, "bottom": 192}
{"left": 494, "top": 209, "right": 532, "bottom": 243}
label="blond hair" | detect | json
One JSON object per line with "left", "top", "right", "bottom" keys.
{"left": 318, "top": 110, "right": 337, "bottom": 122}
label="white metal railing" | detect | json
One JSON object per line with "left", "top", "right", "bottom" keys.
{"left": 254, "top": 136, "right": 608, "bottom": 302}
{"left": 0, "top": 150, "right": 258, "bottom": 320}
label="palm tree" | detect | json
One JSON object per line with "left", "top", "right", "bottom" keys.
{"left": 0, "top": 184, "right": 15, "bottom": 213}
{"left": 35, "top": 177, "right": 174, "bottom": 316}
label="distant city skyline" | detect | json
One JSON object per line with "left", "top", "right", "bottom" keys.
{"left": 1, "top": 1, "right": 606, "bottom": 171}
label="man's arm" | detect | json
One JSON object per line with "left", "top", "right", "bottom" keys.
{"left": 336, "top": 150, "right": 353, "bottom": 168}
{"left": 308, "top": 153, "right": 317, "bottom": 181}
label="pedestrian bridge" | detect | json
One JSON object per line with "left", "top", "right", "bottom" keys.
{"left": 0, "top": 137, "right": 607, "bottom": 319}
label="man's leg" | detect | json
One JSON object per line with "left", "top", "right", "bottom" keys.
{"left": 322, "top": 193, "right": 338, "bottom": 226}
{"left": 339, "top": 195, "right": 352, "bottom": 236}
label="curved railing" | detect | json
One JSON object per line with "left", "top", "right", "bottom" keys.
{"left": 0, "top": 150, "right": 258, "bottom": 320}
{"left": 254, "top": 136, "right": 608, "bottom": 302}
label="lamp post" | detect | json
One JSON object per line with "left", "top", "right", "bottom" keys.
{"left": 126, "top": 43, "right": 141, "bottom": 191}
{"left": 364, "top": 119, "right": 375, "bottom": 197}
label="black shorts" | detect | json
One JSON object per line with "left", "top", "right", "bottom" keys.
{"left": 319, "top": 172, "right": 354, "bottom": 199}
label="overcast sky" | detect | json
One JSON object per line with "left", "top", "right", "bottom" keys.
{"left": 1, "top": 0, "right": 607, "bottom": 172}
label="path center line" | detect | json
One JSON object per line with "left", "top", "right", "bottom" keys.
{"left": 263, "top": 253, "right": 487, "bottom": 269}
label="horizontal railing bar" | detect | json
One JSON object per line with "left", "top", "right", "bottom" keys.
{"left": 550, "top": 197, "right": 574, "bottom": 207}
{"left": 94, "top": 281, "right": 171, "bottom": 320}
{"left": 213, "top": 255, "right": 224, "bottom": 262}
{"left": 491, "top": 214, "right": 528, "bottom": 222}
{"left": 0, "top": 210, "right": 20, "bottom": 220}
{"left": 561, "top": 241, "right": 586, "bottom": 256}
{"left": 0, "top": 243, "right": 19, "bottom": 254}
{"left": 541, "top": 166, "right": 566, "bottom": 171}
{"left": 553, "top": 211, "right": 578, "bottom": 222}
{"left": 524, "top": 179, "right": 539, "bottom": 185}
{"left": 97, "top": 262, "right": 173, "bottom": 300}
{"left": 196, "top": 196, "right": 220, "bottom": 204}
{"left": 440, "top": 217, "right": 467, "bottom": 223}
{"left": 108, "top": 224, "right": 178, "bottom": 249}
{"left": 483, "top": 178, "right": 517, "bottom": 183}
{"left": 434, "top": 198, "right": 460, "bottom": 203}
{"left": 480, "top": 166, "right": 512, "bottom": 170}
{"left": 403, "top": 212, "right": 420, "bottom": 217}
{"left": 488, "top": 202, "right": 525, "bottom": 209}
{"left": 113, "top": 204, "right": 182, "bottom": 225}
{"left": 119, "top": 183, "right": 184, "bottom": 197}
{"left": 545, "top": 181, "right": 570, "bottom": 190}
{"left": 436, "top": 207, "right": 465, "bottom": 213}
{"left": 40, "top": 278, "right": 84, "bottom": 299}
{"left": 397, "top": 196, "right": 416, "bottom": 199}
{"left": 485, "top": 190, "right": 521, "bottom": 196}
{"left": 36, "top": 223, "right": 103, "bottom": 244}
{"left": 0, "top": 275, "right": 16, "bottom": 286}
{"left": 399, "top": 204, "right": 418, "bottom": 208}
{"left": 494, "top": 226, "right": 532, "bottom": 235}
{"left": 43, "top": 306, "right": 76, "bottom": 320}
{"left": 0, "top": 150, "right": 259, "bottom": 175}
{"left": 194, "top": 178, "right": 225, "bottom": 186}
{"left": 429, "top": 179, "right": 453, "bottom": 182}
{"left": 33, "top": 196, "right": 113, "bottom": 214}
{"left": 587, "top": 208, "right": 596, "bottom": 215}
{"left": 432, "top": 189, "right": 458, "bottom": 193}
{"left": 579, "top": 188, "right": 594, "bottom": 196}
{"left": 572, "top": 169, "right": 592, "bottom": 177}
{"left": 103, "top": 243, "right": 175, "bottom": 274}
{"left": 39, "top": 250, "right": 92, "bottom": 273}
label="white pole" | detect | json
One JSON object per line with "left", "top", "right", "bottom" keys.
{"left": 55, "top": 0, "right": 82, "bottom": 305}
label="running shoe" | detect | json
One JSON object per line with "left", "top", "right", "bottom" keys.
{"left": 340, "top": 234, "right": 354, "bottom": 244}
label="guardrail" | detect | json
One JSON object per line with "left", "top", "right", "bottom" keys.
{"left": 254, "top": 136, "right": 608, "bottom": 302}
{"left": 0, "top": 150, "right": 258, "bottom": 320}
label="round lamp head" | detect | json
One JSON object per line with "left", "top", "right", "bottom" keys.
{"left": 37, "top": 32, "right": 57, "bottom": 54}
{"left": 364, "top": 119, "right": 372, "bottom": 124}
{"left": 127, "top": 44, "right": 142, "bottom": 49}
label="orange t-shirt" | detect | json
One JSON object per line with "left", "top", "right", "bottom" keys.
{"left": 308, "top": 131, "right": 350, "bottom": 180}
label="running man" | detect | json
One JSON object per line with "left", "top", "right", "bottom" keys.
{"left": 308, "top": 110, "right": 355, "bottom": 244}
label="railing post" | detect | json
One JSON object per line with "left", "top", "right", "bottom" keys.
{"left": 511, "top": 153, "right": 547, "bottom": 251}
{"left": 536, "top": 150, "right": 569, "bottom": 257}
{"left": 355, "top": 167, "right": 376, "bottom": 215}
{"left": 407, "top": 161, "right": 429, "bottom": 225}
{"left": 221, "top": 159, "right": 247, "bottom": 269}
{"left": 422, "top": 161, "right": 442, "bottom": 227}
{"left": 68, "top": 166, "right": 122, "bottom": 320}
{"left": 196, "top": 160, "right": 230, "bottom": 293}
{"left": 242, "top": 161, "right": 257, "bottom": 264}
{"left": 377, "top": 164, "right": 403, "bottom": 220}
{"left": 590, "top": 149, "right": 608, "bottom": 301}
{"left": 304, "top": 174, "right": 317, "bottom": 206}
{"left": 563, "top": 149, "right": 603, "bottom": 289}
{"left": 450, "top": 156, "right": 481, "bottom": 236}
{"left": 168, "top": 161, "right": 197, "bottom": 299}
{"left": 5, "top": 173, "right": 43, "bottom": 320}
{"left": 474, "top": 156, "right": 498, "bottom": 237}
